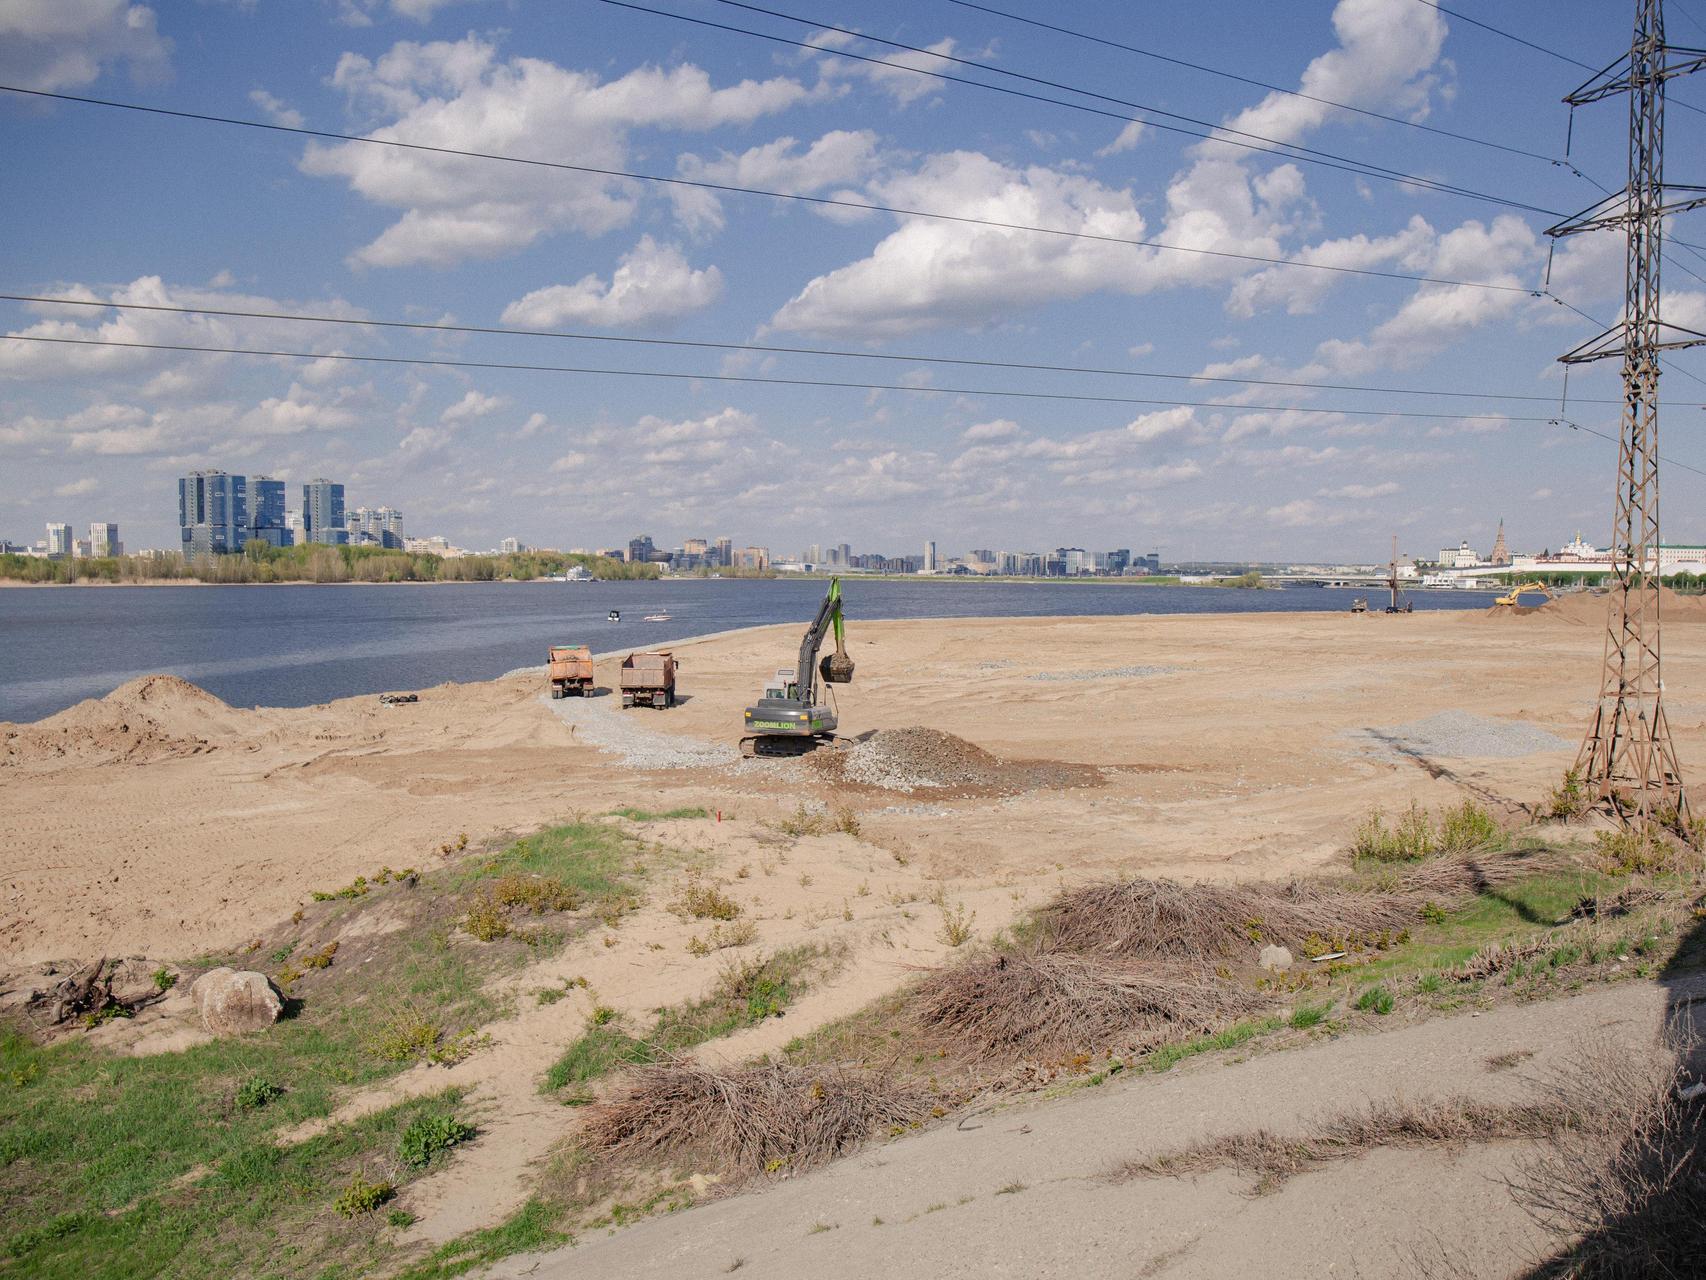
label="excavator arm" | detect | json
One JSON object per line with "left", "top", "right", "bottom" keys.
{"left": 793, "top": 577, "right": 854, "bottom": 705}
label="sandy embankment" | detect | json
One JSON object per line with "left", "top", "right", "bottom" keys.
{"left": 3, "top": 600, "right": 1690, "bottom": 967}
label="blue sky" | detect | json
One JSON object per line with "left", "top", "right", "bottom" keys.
{"left": 1, "top": 0, "right": 1700, "bottom": 560}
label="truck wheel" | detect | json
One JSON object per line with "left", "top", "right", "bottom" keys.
{"left": 550, "top": 686, "right": 562, "bottom": 700}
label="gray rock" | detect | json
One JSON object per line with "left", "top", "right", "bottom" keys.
{"left": 1259, "top": 945, "right": 1294, "bottom": 973}
{"left": 189, "top": 967, "right": 283, "bottom": 1034}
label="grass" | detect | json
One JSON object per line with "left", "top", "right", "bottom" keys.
{"left": 776, "top": 803, "right": 862, "bottom": 838}
{"left": 1350, "top": 799, "right": 1505, "bottom": 864}
{"left": 540, "top": 947, "right": 831, "bottom": 1097}
{"left": 393, "top": 1199, "right": 571, "bottom": 1280}
{"left": 0, "top": 819, "right": 651, "bottom": 1280}
{"left": 608, "top": 806, "right": 709, "bottom": 822}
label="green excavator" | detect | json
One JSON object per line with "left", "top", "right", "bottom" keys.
{"left": 740, "top": 577, "right": 855, "bottom": 757}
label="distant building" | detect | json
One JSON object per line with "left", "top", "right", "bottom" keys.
{"left": 284, "top": 509, "right": 304, "bottom": 544}
{"left": 923, "top": 540, "right": 938, "bottom": 572}
{"left": 45, "top": 522, "right": 72, "bottom": 559}
{"left": 627, "top": 534, "right": 655, "bottom": 563}
{"left": 1438, "top": 541, "right": 1482, "bottom": 569}
{"left": 377, "top": 507, "right": 403, "bottom": 549}
{"left": 179, "top": 471, "right": 247, "bottom": 560}
{"left": 246, "top": 476, "right": 288, "bottom": 547}
{"left": 302, "top": 479, "right": 346, "bottom": 545}
{"left": 1490, "top": 519, "right": 1510, "bottom": 566}
{"left": 713, "top": 536, "right": 733, "bottom": 567}
{"left": 734, "top": 545, "right": 770, "bottom": 570}
{"left": 89, "top": 522, "right": 121, "bottom": 558}
{"left": 501, "top": 537, "right": 522, "bottom": 555}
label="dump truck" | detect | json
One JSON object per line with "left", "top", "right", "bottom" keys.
{"left": 619, "top": 650, "right": 677, "bottom": 709}
{"left": 547, "top": 644, "right": 594, "bottom": 699}
{"left": 741, "top": 577, "right": 854, "bottom": 757}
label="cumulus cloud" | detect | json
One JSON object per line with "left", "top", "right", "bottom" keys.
{"left": 54, "top": 477, "right": 100, "bottom": 497}
{"left": 961, "top": 419, "right": 1020, "bottom": 442}
{"left": 500, "top": 237, "right": 724, "bottom": 328}
{"left": 811, "top": 30, "right": 958, "bottom": 106}
{"left": 1096, "top": 120, "right": 1146, "bottom": 157}
{"left": 440, "top": 389, "right": 509, "bottom": 423}
{"left": 670, "top": 130, "right": 881, "bottom": 233}
{"left": 0, "top": 1, "right": 171, "bottom": 91}
{"left": 249, "top": 88, "right": 304, "bottom": 128}
{"left": 301, "top": 36, "right": 814, "bottom": 268}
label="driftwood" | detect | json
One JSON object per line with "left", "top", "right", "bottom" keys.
{"left": 27, "top": 956, "right": 168, "bottom": 1028}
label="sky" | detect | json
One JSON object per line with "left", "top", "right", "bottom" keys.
{"left": 2, "top": 0, "right": 1703, "bottom": 561}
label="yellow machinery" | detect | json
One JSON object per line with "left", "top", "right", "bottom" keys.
{"left": 1494, "top": 581, "right": 1558, "bottom": 607}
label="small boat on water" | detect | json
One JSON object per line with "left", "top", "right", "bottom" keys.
{"left": 608, "top": 609, "right": 621, "bottom": 622}
{"left": 643, "top": 612, "right": 673, "bottom": 622}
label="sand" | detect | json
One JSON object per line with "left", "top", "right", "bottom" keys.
{"left": 4, "top": 604, "right": 1683, "bottom": 967}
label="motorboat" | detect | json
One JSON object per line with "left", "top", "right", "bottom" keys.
{"left": 643, "top": 612, "right": 673, "bottom": 622}
{"left": 608, "top": 609, "right": 621, "bottom": 622}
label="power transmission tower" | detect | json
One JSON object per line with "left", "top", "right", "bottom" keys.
{"left": 1546, "top": 0, "right": 1706, "bottom": 825}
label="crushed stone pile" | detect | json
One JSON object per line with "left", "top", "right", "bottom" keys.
{"left": 1346, "top": 710, "right": 1570, "bottom": 761}
{"left": 811, "top": 726, "right": 1100, "bottom": 795}
{"left": 1, "top": 674, "right": 241, "bottom": 768}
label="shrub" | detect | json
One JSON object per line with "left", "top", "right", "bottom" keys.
{"left": 367, "top": 1005, "right": 443, "bottom": 1063}
{"left": 399, "top": 1112, "right": 476, "bottom": 1169}
{"left": 151, "top": 967, "right": 178, "bottom": 992}
{"left": 235, "top": 1077, "right": 284, "bottom": 1110}
{"left": 334, "top": 1174, "right": 394, "bottom": 1217}
{"left": 1595, "top": 826, "right": 1682, "bottom": 874}
{"left": 672, "top": 878, "right": 742, "bottom": 922}
{"left": 1437, "top": 800, "right": 1504, "bottom": 854}
{"left": 936, "top": 901, "right": 976, "bottom": 948}
{"left": 463, "top": 890, "right": 511, "bottom": 942}
{"left": 686, "top": 920, "right": 758, "bottom": 955}
{"left": 491, "top": 874, "right": 580, "bottom": 914}
{"left": 1351, "top": 802, "right": 1435, "bottom": 862}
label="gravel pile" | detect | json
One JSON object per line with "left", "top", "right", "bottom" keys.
{"left": 1028, "top": 665, "right": 1175, "bottom": 682}
{"left": 813, "top": 726, "right": 1099, "bottom": 795}
{"left": 542, "top": 694, "right": 738, "bottom": 770}
{"left": 1349, "top": 710, "right": 1570, "bottom": 761}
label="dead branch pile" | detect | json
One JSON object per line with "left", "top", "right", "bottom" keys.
{"left": 1512, "top": 1031, "right": 1706, "bottom": 1277}
{"left": 25, "top": 956, "right": 167, "bottom": 1028}
{"left": 1395, "top": 846, "right": 1573, "bottom": 900}
{"left": 907, "top": 950, "right": 1269, "bottom": 1063}
{"left": 1568, "top": 882, "right": 1665, "bottom": 923}
{"left": 1125, "top": 1095, "right": 1563, "bottom": 1191}
{"left": 1447, "top": 938, "right": 1552, "bottom": 983}
{"left": 580, "top": 1058, "right": 934, "bottom": 1179}
{"left": 1038, "top": 878, "right": 1418, "bottom": 962}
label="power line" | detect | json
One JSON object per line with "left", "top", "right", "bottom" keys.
{"left": 4, "top": 291, "right": 1666, "bottom": 406}
{"left": 1411, "top": 0, "right": 1597, "bottom": 72}
{"left": 12, "top": 332, "right": 1698, "bottom": 475}
{"left": 0, "top": 84, "right": 1542, "bottom": 297}
{"left": 603, "top": 0, "right": 1567, "bottom": 218}
{"left": 942, "top": 0, "right": 1565, "bottom": 165}
{"left": 0, "top": 332, "right": 1575, "bottom": 423}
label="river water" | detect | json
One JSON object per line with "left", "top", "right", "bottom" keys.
{"left": 0, "top": 579, "right": 1501, "bottom": 723}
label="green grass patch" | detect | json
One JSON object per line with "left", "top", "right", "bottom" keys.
{"left": 1288, "top": 1001, "right": 1333, "bottom": 1030}
{"left": 455, "top": 822, "right": 636, "bottom": 902}
{"left": 394, "top": 1199, "right": 572, "bottom": 1280}
{"left": 541, "top": 1024, "right": 656, "bottom": 1094}
{"left": 608, "top": 807, "right": 709, "bottom": 822}
{"left": 1145, "top": 1016, "right": 1286, "bottom": 1073}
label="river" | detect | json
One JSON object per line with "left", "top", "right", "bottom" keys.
{"left": 0, "top": 578, "right": 1501, "bottom": 723}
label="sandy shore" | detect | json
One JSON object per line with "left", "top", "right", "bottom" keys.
{"left": 5, "top": 602, "right": 1686, "bottom": 967}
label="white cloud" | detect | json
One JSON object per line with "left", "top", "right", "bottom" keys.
{"left": 301, "top": 36, "right": 815, "bottom": 268}
{"left": 1096, "top": 120, "right": 1146, "bottom": 157}
{"left": 1318, "top": 481, "right": 1399, "bottom": 499}
{"left": 500, "top": 237, "right": 723, "bottom": 328}
{"left": 670, "top": 130, "right": 881, "bottom": 233}
{"left": 0, "top": 1, "right": 171, "bottom": 92}
{"left": 249, "top": 89, "right": 304, "bottom": 129}
{"left": 961, "top": 419, "right": 1020, "bottom": 442}
{"left": 812, "top": 31, "right": 957, "bottom": 106}
{"left": 1226, "top": 215, "right": 1435, "bottom": 317}
{"left": 440, "top": 389, "right": 508, "bottom": 423}
{"left": 54, "top": 477, "right": 100, "bottom": 497}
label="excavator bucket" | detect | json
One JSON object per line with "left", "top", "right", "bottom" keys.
{"left": 821, "top": 651, "right": 855, "bottom": 683}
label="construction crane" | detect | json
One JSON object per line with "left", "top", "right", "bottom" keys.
{"left": 740, "top": 577, "right": 855, "bottom": 757}
{"left": 1494, "top": 581, "right": 1560, "bottom": 608}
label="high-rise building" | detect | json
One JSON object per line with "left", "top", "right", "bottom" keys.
{"left": 178, "top": 470, "right": 248, "bottom": 560}
{"left": 247, "top": 476, "right": 288, "bottom": 547}
{"left": 923, "top": 540, "right": 938, "bottom": 572}
{"left": 89, "top": 522, "right": 121, "bottom": 558}
{"left": 284, "top": 509, "right": 304, "bottom": 544}
{"left": 714, "top": 536, "right": 732, "bottom": 567}
{"left": 628, "top": 534, "right": 656, "bottom": 563}
{"left": 683, "top": 537, "right": 708, "bottom": 557}
{"left": 45, "top": 522, "right": 72, "bottom": 558}
{"left": 302, "top": 479, "right": 346, "bottom": 545}
{"left": 501, "top": 536, "right": 522, "bottom": 555}
{"left": 377, "top": 507, "right": 403, "bottom": 548}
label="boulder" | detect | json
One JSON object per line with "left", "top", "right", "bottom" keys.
{"left": 189, "top": 967, "right": 283, "bottom": 1034}
{"left": 1258, "top": 944, "right": 1294, "bottom": 973}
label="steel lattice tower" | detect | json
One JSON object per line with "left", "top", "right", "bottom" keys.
{"left": 1547, "top": 0, "right": 1706, "bottom": 824}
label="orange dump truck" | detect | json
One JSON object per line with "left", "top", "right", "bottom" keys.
{"left": 619, "top": 650, "right": 677, "bottom": 709}
{"left": 547, "top": 645, "right": 594, "bottom": 699}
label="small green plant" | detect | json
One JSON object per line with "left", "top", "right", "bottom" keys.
{"left": 150, "top": 967, "right": 178, "bottom": 992}
{"left": 1417, "top": 973, "right": 1444, "bottom": 994}
{"left": 590, "top": 1005, "right": 617, "bottom": 1026}
{"left": 778, "top": 803, "right": 830, "bottom": 837}
{"left": 269, "top": 941, "right": 297, "bottom": 964}
{"left": 399, "top": 1112, "right": 476, "bottom": 1168}
{"left": 1594, "top": 825, "right": 1679, "bottom": 874}
{"left": 311, "top": 875, "right": 371, "bottom": 902}
{"left": 387, "top": 1209, "right": 417, "bottom": 1229}
{"left": 463, "top": 890, "right": 511, "bottom": 942}
{"left": 235, "top": 1076, "right": 284, "bottom": 1110}
{"left": 1437, "top": 799, "right": 1504, "bottom": 853}
{"left": 334, "top": 1174, "right": 394, "bottom": 1217}
{"left": 1354, "top": 984, "right": 1396, "bottom": 1016}
{"left": 303, "top": 940, "right": 338, "bottom": 970}
{"left": 1420, "top": 901, "right": 1448, "bottom": 925}
{"left": 936, "top": 901, "right": 976, "bottom": 948}
{"left": 1543, "top": 768, "right": 1589, "bottom": 821}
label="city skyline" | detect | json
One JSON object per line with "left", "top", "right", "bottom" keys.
{"left": 4, "top": 2, "right": 1699, "bottom": 561}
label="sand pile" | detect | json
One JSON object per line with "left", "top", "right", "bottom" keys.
{"left": 1485, "top": 586, "right": 1706, "bottom": 625}
{"left": 812, "top": 726, "right": 1099, "bottom": 795}
{"left": 0, "top": 674, "right": 244, "bottom": 768}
